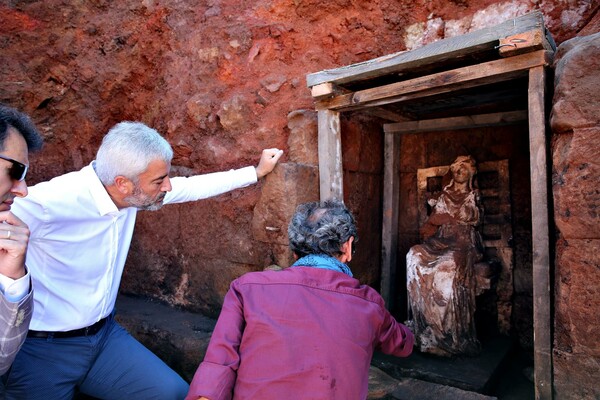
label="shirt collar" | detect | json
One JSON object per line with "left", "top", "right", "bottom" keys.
{"left": 86, "top": 161, "right": 120, "bottom": 216}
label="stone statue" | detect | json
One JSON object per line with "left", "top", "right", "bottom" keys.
{"left": 406, "top": 155, "right": 484, "bottom": 357}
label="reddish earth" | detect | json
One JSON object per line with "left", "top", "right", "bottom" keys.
{"left": 0, "top": 2, "right": 598, "bottom": 396}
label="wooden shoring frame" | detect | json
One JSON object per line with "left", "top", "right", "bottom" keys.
{"left": 311, "top": 50, "right": 553, "bottom": 400}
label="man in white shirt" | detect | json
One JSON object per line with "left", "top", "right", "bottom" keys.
{"left": 0, "top": 104, "right": 43, "bottom": 376}
{"left": 5, "top": 121, "right": 283, "bottom": 399}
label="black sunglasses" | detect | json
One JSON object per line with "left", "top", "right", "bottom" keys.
{"left": 0, "top": 154, "right": 28, "bottom": 181}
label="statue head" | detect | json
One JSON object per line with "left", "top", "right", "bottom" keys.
{"left": 448, "top": 155, "right": 477, "bottom": 190}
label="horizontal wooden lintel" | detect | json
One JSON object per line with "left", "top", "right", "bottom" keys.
{"left": 316, "top": 50, "right": 552, "bottom": 112}
{"left": 307, "top": 11, "right": 547, "bottom": 88}
{"left": 383, "top": 110, "right": 528, "bottom": 134}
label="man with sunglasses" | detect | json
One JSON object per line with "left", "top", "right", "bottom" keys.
{"left": 0, "top": 104, "right": 43, "bottom": 377}
{"left": 6, "top": 121, "right": 282, "bottom": 399}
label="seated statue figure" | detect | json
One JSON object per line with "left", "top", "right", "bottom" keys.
{"left": 406, "top": 155, "right": 484, "bottom": 357}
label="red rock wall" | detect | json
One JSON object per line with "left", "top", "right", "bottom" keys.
{"left": 0, "top": 2, "right": 597, "bottom": 385}
{"left": 551, "top": 28, "right": 600, "bottom": 400}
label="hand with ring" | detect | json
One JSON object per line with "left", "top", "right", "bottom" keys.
{"left": 0, "top": 211, "right": 31, "bottom": 280}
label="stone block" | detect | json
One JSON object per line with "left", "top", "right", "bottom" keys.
{"left": 552, "top": 127, "right": 600, "bottom": 239}
{"left": 252, "top": 162, "right": 319, "bottom": 245}
{"left": 287, "top": 109, "right": 318, "bottom": 165}
{"left": 115, "top": 294, "right": 216, "bottom": 383}
{"left": 551, "top": 33, "right": 600, "bottom": 134}
{"left": 554, "top": 239, "right": 600, "bottom": 355}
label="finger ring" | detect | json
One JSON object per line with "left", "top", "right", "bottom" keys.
{"left": 6, "top": 230, "right": 10, "bottom": 240}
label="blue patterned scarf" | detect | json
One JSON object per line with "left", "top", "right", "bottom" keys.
{"left": 291, "top": 254, "right": 353, "bottom": 277}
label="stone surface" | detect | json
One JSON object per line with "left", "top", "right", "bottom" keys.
{"left": 551, "top": 30, "right": 600, "bottom": 400}
{"left": 114, "top": 294, "right": 216, "bottom": 383}
{"left": 553, "top": 238, "right": 600, "bottom": 400}
{"left": 372, "top": 335, "right": 513, "bottom": 394}
{"left": 551, "top": 33, "right": 600, "bottom": 134}
{"left": 251, "top": 162, "right": 319, "bottom": 247}
{"left": 391, "top": 377, "right": 497, "bottom": 400}
{"left": 286, "top": 109, "right": 318, "bottom": 165}
{"left": 552, "top": 127, "right": 600, "bottom": 239}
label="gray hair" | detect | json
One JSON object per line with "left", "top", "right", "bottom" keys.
{"left": 288, "top": 200, "right": 358, "bottom": 258}
{"left": 95, "top": 121, "right": 173, "bottom": 185}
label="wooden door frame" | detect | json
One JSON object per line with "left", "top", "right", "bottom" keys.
{"left": 314, "top": 53, "right": 553, "bottom": 399}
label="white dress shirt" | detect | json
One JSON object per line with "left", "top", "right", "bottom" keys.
{"left": 0, "top": 271, "right": 29, "bottom": 302}
{"left": 11, "top": 162, "right": 257, "bottom": 331}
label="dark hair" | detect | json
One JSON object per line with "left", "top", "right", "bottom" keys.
{"left": 0, "top": 103, "right": 44, "bottom": 152}
{"left": 288, "top": 200, "right": 358, "bottom": 258}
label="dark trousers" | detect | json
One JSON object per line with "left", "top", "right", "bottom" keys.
{"left": 1, "top": 315, "right": 188, "bottom": 399}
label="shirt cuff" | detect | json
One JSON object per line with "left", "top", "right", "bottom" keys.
{"left": 0, "top": 268, "right": 30, "bottom": 302}
{"left": 238, "top": 165, "right": 258, "bottom": 184}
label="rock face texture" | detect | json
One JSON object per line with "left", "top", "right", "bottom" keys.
{"left": 0, "top": 0, "right": 598, "bottom": 395}
{"left": 550, "top": 31, "right": 600, "bottom": 400}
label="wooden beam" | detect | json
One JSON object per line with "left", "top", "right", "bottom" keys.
{"left": 307, "top": 11, "right": 545, "bottom": 88}
{"left": 381, "top": 132, "right": 400, "bottom": 310}
{"left": 497, "top": 29, "right": 554, "bottom": 57}
{"left": 311, "top": 82, "right": 335, "bottom": 99}
{"left": 384, "top": 110, "right": 528, "bottom": 134}
{"left": 317, "top": 110, "right": 343, "bottom": 201}
{"left": 528, "top": 66, "right": 553, "bottom": 399}
{"left": 316, "top": 50, "right": 552, "bottom": 112}
{"left": 362, "top": 108, "right": 411, "bottom": 122}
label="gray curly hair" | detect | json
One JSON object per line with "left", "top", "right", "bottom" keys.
{"left": 288, "top": 200, "right": 358, "bottom": 258}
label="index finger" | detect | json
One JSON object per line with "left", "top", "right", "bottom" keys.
{"left": 0, "top": 211, "right": 27, "bottom": 228}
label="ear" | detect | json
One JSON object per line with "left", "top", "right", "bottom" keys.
{"left": 113, "top": 175, "right": 134, "bottom": 195}
{"left": 339, "top": 236, "right": 354, "bottom": 263}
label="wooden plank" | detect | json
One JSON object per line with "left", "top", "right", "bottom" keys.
{"left": 317, "top": 50, "right": 551, "bottom": 112}
{"left": 311, "top": 82, "right": 335, "bottom": 99}
{"left": 498, "top": 30, "right": 546, "bottom": 57}
{"left": 381, "top": 132, "right": 400, "bottom": 310}
{"left": 306, "top": 11, "right": 545, "bottom": 87}
{"left": 317, "top": 110, "right": 343, "bottom": 201}
{"left": 528, "top": 66, "right": 553, "bottom": 400}
{"left": 384, "top": 110, "right": 527, "bottom": 134}
{"left": 362, "top": 108, "right": 411, "bottom": 122}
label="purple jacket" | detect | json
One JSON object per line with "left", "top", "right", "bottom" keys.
{"left": 186, "top": 266, "right": 414, "bottom": 400}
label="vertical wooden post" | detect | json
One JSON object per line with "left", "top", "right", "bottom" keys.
{"left": 528, "top": 65, "right": 553, "bottom": 400}
{"left": 381, "top": 131, "right": 400, "bottom": 310}
{"left": 318, "top": 110, "right": 343, "bottom": 201}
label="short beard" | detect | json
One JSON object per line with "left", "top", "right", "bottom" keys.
{"left": 124, "top": 186, "right": 165, "bottom": 211}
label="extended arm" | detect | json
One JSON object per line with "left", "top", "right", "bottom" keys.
{"left": 165, "top": 148, "right": 283, "bottom": 205}
{"left": 186, "top": 282, "right": 246, "bottom": 400}
{"left": 376, "top": 308, "right": 415, "bottom": 358}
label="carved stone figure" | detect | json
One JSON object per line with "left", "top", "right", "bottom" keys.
{"left": 406, "top": 155, "right": 483, "bottom": 357}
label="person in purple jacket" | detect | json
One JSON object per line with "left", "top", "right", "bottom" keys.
{"left": 186, "top": 199, "right": 414, "bottom": 400}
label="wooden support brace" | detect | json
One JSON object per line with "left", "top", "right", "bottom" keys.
{"left": 310, "top": 82, "right": 336, "bottom": 99}
{"left": 498, "top": 30, "right": 554, "bottom": 57}
{"left": 384, "top": 110, "right": 528, "bottom": 134}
